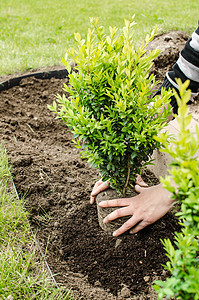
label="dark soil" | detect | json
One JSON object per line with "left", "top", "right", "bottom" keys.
{"left": 0, "top": 31, "right": 191, "bottom": 299}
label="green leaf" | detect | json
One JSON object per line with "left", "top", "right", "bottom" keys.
{"left": 74, "top": 32, "right": 81, "bottom": 42}
{"left": 62, "top": 57, "right": 71, "bottom": 73}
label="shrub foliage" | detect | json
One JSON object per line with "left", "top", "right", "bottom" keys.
{"left": 49, "top": 17, "right": 172, "bottom": 194}
{"left": 154, "top": 80, "right": 199, "bottom": 299}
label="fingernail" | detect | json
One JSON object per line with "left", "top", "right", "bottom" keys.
{"left": 103, "top": 218, "right": 107, "bottom": 223}
{"left": 113, "top": 231, "right": 116, "bottom": 236}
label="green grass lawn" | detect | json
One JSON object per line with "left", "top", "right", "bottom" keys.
{"left": 0, "top": 146, "right": 73, "bottom": 299}
{"left": 0, "top": 0, "right": 198, "bottom": 76}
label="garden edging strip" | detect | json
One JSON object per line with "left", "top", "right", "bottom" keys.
{"left": 0, "top": 68, "right": 68, "bottom": 91}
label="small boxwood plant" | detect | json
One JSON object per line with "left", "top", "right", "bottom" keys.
{"left": 49, "top": 17, "right": 172, "bottom": 195}
{"left": 154, "top": 80, "right": 199, "bottom": 299}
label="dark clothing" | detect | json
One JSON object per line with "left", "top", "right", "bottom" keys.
{"left": 155, "top": 25, "right": 199, "bottom": 114}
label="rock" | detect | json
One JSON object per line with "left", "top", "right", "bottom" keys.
{"left": 120, "top": 286, "right": 131, "bottom": 298}
{"left": 94, "top": 280, "right": 102, "bottom": 287}
{"left": 54, "top": 221, "right": 59, "bottom": 227}
{"left": 115, "top": 238, "right": 122, "bottom": 248}
{"left": 6, "top": 296, "right": 14, "bottom": 300}
{"left": 144, "top": 275, "right": 150, "bottom": 282}
{"left": 66, "top": 177, "right": 75, "bottom": 183}
{"left": 59, "top": 249, "right": 64, "bottom": 256}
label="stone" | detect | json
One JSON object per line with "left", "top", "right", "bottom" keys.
{"left": 66, "top": 177, "right": 75, "bottom": 183}
{"left": 144, "top": 275, "right": 150, "bottom": 282}
{"left": 120, "top": 286, "right": 131, "bottom": 298}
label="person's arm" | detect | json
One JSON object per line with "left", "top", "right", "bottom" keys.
{"left": 154, "top": 24, "right": 199, "bottom": 114}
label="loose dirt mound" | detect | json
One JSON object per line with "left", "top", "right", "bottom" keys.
{"left": 0, "top": 31, "right": 190, "bottom": 299}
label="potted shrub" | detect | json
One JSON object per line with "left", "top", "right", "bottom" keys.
{"left": 48, "top": 17, "right": 172, "bottom": 234}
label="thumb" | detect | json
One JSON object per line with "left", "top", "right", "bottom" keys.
{"left": 136, "top": 174, "right": 148, "bottom": 187}
{"left": 135, "top": 184, "right": 147, "bottom": 194}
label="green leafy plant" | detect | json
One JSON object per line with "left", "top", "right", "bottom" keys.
{"left": 49, "top": 17, "right": 172, "bottom": 194}
{"left": 154, "top": 79, "right": 199, "bottom": 300}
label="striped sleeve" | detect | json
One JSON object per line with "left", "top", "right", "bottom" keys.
{"left": 155, "top": 24, "right": 199, "bottom": 114}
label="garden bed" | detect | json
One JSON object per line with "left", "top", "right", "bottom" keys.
{"left": 0, "top": 31, "right": 191, "bottom": 299}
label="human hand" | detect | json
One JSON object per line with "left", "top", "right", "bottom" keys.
{"left": 90, "top": 180, "right": 110, "bottom": 204}
{"left": 90, "top": 175, "right": 148, "bottom": 204}
{"left": 99, "top": 183, "right": 175, "bottom": 236}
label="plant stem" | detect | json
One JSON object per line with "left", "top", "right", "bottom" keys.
{"left": 122, "top": 160, "right": 130, "bottom": 196}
